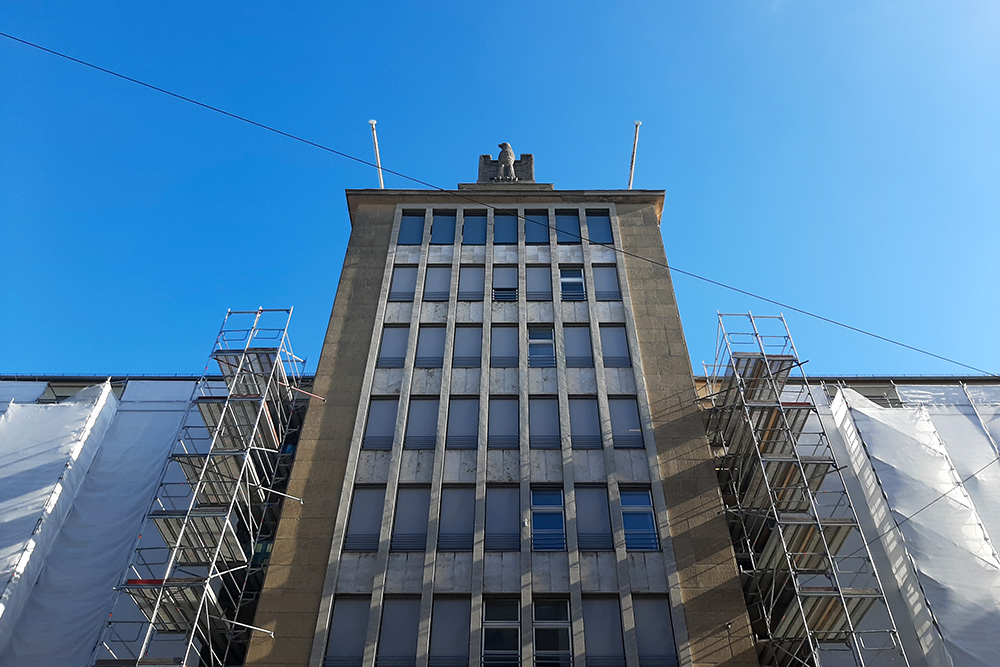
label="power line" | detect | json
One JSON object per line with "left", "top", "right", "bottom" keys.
{"left": 1, "top": 30, "right": 994, "bottom": 377}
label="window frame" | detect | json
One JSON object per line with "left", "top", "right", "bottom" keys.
{"left": 462, "top": 211, "right": 487, "bottom": 245}
{"left": 620, "top": 488, "right": 660, "bottom": 551}
{"left": 531, "top": 488, "right": 566, "bottom": 551}
{"left": 397, "top": 211, "right": 425, "bottom": 246}
{"left": 482, "top": 598, "right": 521, "bottom": 666}
{"left": 492, "top": 265, "right": 518, "bottom": 302}
{"left": 423, "top": 265, "right": 452, "bottom": 302}
{"left": 528, "top": 326, "right": 556, "bottom": 368}
{"left": 559, "top": 267, "right": 586, "bottom": 301}
{"left": 533, "top": 599, "right": 572, "bottom": 666}
{"left": 453, "top": 326, "right": 482, "bottom": 368}
{"left": 490, "top": 326, "right": 518, "bottom": 368}
{"left": 376, "top": 326, "right": 409, "bottom": 369}
{"left": 593, "top": 265, "right": 621, "bottom": 301}
{"left": 600, "top": 325, "right": 632, "bottom": 368}
{"left": 493, "top": 212, "right": 518, "bottom": 245}
{"left": 524, "top": 209, "right": 550, "bottom": 245}
{"left": 458, "top": 265, "right": 486, "bottom": 301}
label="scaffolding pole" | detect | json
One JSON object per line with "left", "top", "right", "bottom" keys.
{"left": 92, "top": 309, "right": 307, "bottom": 667}
{"left": 704, "top": 313, "right": 908, "bottom": 667}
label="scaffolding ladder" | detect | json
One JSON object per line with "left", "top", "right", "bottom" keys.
{"left": 92, "top": 309, "right": 306, "bottom": 667}
{"left": 704, "top": 314, "right": 908, "bottom": 667}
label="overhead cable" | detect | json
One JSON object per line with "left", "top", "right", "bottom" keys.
{"left": 1, "top": 30, "right": 993, "bottom": 377}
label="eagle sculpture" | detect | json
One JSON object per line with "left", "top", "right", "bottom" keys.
{"left": 495, "top": 142, "right": 517, "bottom": 181}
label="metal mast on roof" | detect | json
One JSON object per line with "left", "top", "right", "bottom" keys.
{"left": 92, "top": 308, "right": 307, "bottom": 667}
{"left": 704, "top": 313, "right": 908, "bottom": 667}
{"left": 369, "top": 119, "right": 384, "bottom": 189}
{"left": 628, "top": 120, "right": 641, "bottom": 190}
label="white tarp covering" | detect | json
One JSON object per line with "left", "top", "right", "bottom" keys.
{"left": 0, "top": 383, "right": 117, "bottom": 655}
{"left": 0, "top": 381, "right": 47, "bottom": 416}
{"left": 842, "top": 387, "right": 1000, "bottom": 667}
{"left": 0, "top": 380, "right": 194, "bottom": 667}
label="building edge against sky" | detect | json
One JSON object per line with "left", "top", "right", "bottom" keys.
{"left": 244, "top": 150, "right": 757, "bottom": 667}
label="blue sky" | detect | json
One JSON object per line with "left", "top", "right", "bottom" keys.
{"left": 2, "top": 2, "right": 998, "bottom": 377}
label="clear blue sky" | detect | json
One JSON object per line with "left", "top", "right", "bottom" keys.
{"left": 2, "top": 2, "right": 998, "bottom": 377}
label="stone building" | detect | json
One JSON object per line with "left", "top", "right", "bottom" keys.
{"left": 246, "top": 149, "right": 757, "bottom": 667}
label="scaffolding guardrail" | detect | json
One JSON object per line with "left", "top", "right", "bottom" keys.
{"left": 92, "top": 308, "right": 307, "bottom": 667}
{"left": 703, "top": 313, "right": 908, "bottom": 667}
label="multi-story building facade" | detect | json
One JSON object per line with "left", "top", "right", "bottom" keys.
{"left": 245, "top": 150, "right": 756, "bottom": 667}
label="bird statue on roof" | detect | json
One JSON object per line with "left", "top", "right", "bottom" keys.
{"left": 495, "top": 142, "right": 517, "bottom": 181}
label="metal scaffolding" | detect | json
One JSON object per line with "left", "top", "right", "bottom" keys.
{"left": 704, "top": 314, "right": 908, "bottom": 667}
{"left": 92, "top": 309, "right": 307, "bottom": 667}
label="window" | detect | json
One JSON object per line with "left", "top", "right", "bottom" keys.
{"left": 563, "top": 326, "right": 593, "bottom": 368}
{"left": 525, "top": 209, "right": 549, "bottom": 245}
{"left": 528, "top": 327, "right": 555, "bottom": 368}
{"left": 621, "top": 489, "right": 659, "bottom": 550}
{"left": 582, "top": 597, "right": 624, "bottom": 663}
{"left": 376, "top": 327, "right": 408, "bottom": 368}
{"left": 424, "top": 266, "right": 451, "bottom": 301}
{"left": 458, "top": 266, "right": 485, "bottom": 300}
{"left": 529, "top": 398, "right": 560, "bottom": 449}
{"left": 492, "top": 266, "right": 517, "bottom": 301}
{"left": 531, "top": 489, "right": 565, "bottom": 551}
{"left": 485, "top": 486, "right": 520, "bottom": 551}
{"left": 559, "top": 267, "right": 585, "bottom": 301}
{"left": 483, "top": 599, "right": 520, "bottom": 666}
{"left": 586, "top": 210, "right": 614, "bottom": 245}
{"left": 453, "top": 326, "right": 482, "bottom": 368}
{"left": 344, "top": 486, "right": 385, "bottom": 551}
{"left": 569, "top": 398, "right": 602, "bottom": 449}
{"left": 398, "top": 211, "right": 425, "bottom": 245}
{"left": 378, "top": 597, "right": 421, "bottom": 663}
{"left": 430, "top": 210, "right": 456, "bottom": 245}
{"left": 634, "top": 596, "right": 678, "bottom": 665}
{"left": 463, "top": 211, "right": 487, "bottom": 245}
{"left": 363, "top": 399, "right": 398, "bottom": 450}
{"left": 389, "top": 266, "right": 417, "bottom": 301}
{"left": 534, "top": 599, "right": 572, "bottom": 666}
{"left": 600, "top": 325, "right": 631, "bottom": 368}
{"left": 430, "top": 597, "right": 471, "bottom": 666}
{"left": 555, "top": 210, "right": 581, "bottom": 245}
{"left": 325, "top": 596, "right": 370, "bottom": 664}
{"left": 404, "top": 398, "right": 438, "bottom": 449}
{"left": 446, "top": 398, "right": 478, "bottom": 449}
{"left": 493, "top": 213, "right": 518, "bottom": 245}
{"left": 593, "top": 266, "right": 621, "bottom": 301}
{"left": 391, "top": 487, "right": 430, "bottom": 551}
{"left": 576, "top": 486, "right": 613, "bottom": 550}
{"left": 415, "top": 326, "right": 445, "bottom": 368}
{"left": 526, "top": 266, "right": 552, "bottom": 301}
{"left": 609, "top": 397, "right": 643, "bottom": 448}
{"left": 488, "top": 398, "right": 518, "bottom": 449}
{"left": 438, "top": 487, "right": 475, "bottom": 551}
{"left": 490, "top": 327, "right": 518, "bottom": 368}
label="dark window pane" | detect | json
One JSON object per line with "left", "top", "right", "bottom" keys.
{"left": 398, "top": 212, "right": 425, "bottom": 245}
{"left": 453, "top": 327, "right": 482, "bottom": 368}
{"left": 424, "top": 266, "right": 451, "bottom": 301}
{"left": 377, "top": 327, "right": 409, "bottom": 368}
{"left": 484, "top": 599, "right": 520, "bottom": 622}
{"left": 446, "top": 398, "right": 479, "bottom": 449}
{"left": 494, "top": 214, "right": 518, "bottom": 245}
{"left": 525, "top": 210, "right": 549, "bottom": 245}
{"left": 535, "top": 628, "right": 571, "bottom": 651}
{"left": 430, "top": 211, "right": 456, "bottom": 244}
{"left": 586, "top": 210, "right": 614, "bottom": 244}
{"left": 594, "top": 266, "right": 621, "bottom": 301}
{"left": 459, "top": 266, "right": 485, "bottom": 301}
{"left": 483, "top": 628, "right": 519, "bottom": 651}
{"left": 463, "top": 212, "right": 487, "bottom": 245}
{"left": 555, "top": 210, "right": 581, "bottom": 244}
{"left": 389, "top": 266, "right": 418, "bottom": 301}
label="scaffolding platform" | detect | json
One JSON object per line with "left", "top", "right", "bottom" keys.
{"left": 121, "top": 578, "right": 226, "bottom": 634}
{"left": 772, "top": 587, "right": 881, "bottom": 641}
{"left": 149, "top": 508, "right": 248, "bottom": 566}
{"left": 197, "top": 396, "right": 279, "bottom": 451}
{"left": 212, "top": 347, "right": 293, "bottom": 404}
{"left": 172, "top": 450, "right": 270, "bottom": 506}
